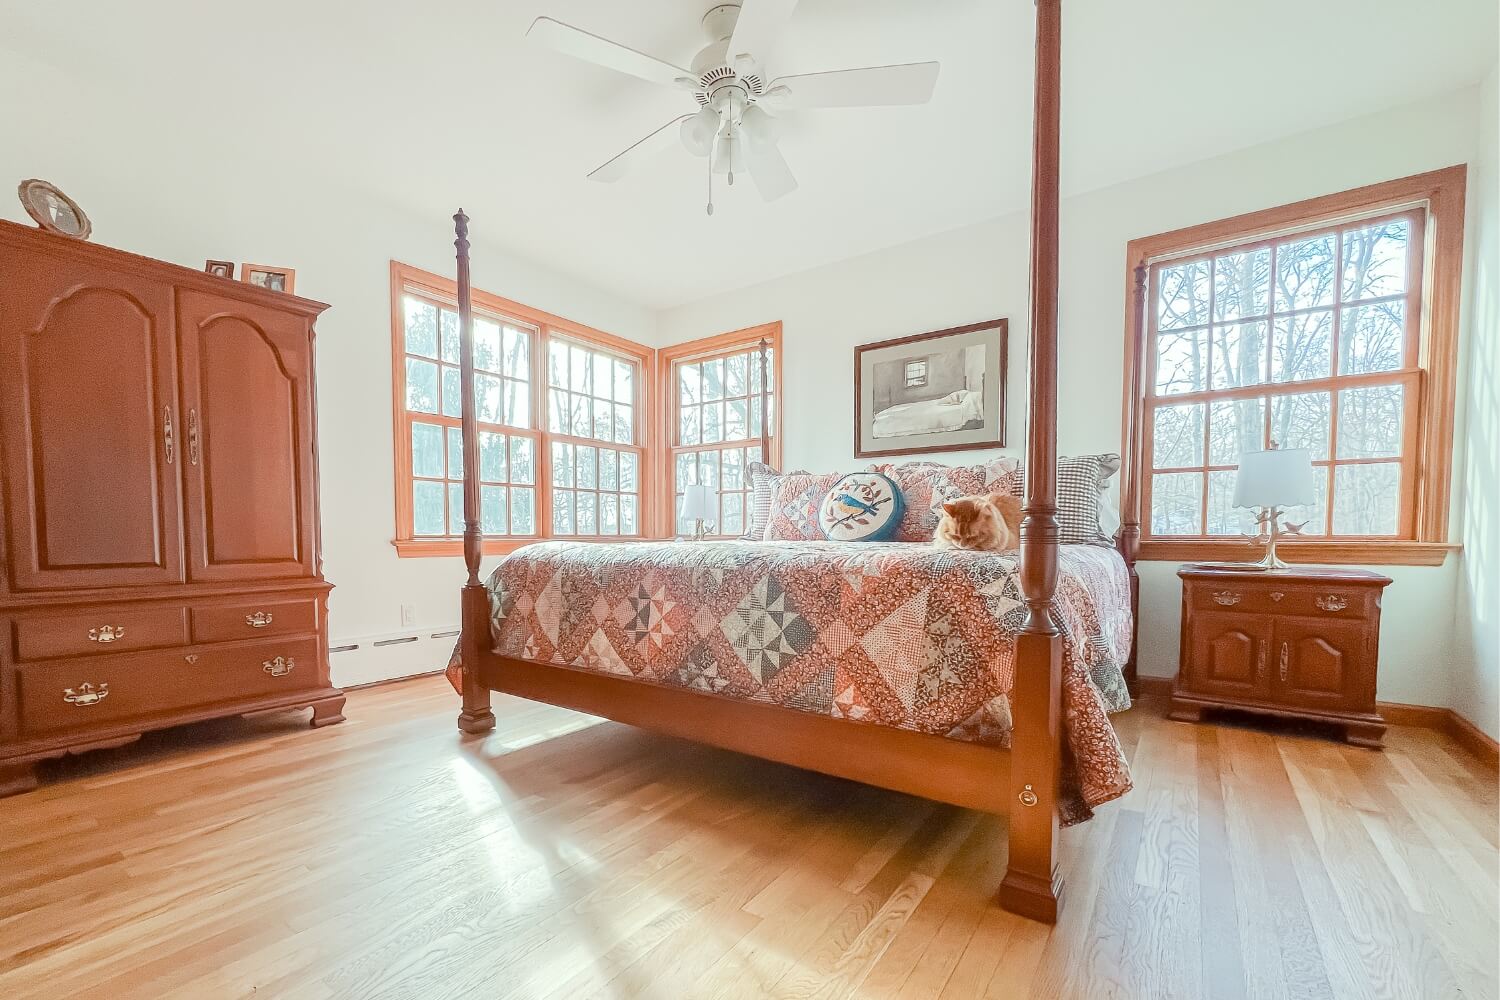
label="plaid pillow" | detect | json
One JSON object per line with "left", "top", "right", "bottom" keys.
{"left": 1008, "top": 453, "right": 1121, "bottom": 545}
{"left": 763, "top": 472, "right": 846, "bottom": 541}
{"left": 871, "top": 457, "right": 1020, "bottom": 542}
{"left": 743, "top": 462, "right": 808, "bottom": 540}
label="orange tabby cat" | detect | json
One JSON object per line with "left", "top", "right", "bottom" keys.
{"left": 933, "top": 493, "right": 1023, "bottom": 551}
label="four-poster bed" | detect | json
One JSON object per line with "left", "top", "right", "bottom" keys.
{"left": 449, "top": 0, "right": 1127, "bottom": 924}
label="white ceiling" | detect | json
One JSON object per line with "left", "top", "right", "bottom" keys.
{"left": 3, "top": 0, "right": 1495, "bottom": 309}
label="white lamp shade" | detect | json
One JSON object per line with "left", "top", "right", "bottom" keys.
{"left": 681, "top": 484, "right": 717, "bottom": 521}
{"left": 1233, "top": 449, "right": 1315, "bottom": 508}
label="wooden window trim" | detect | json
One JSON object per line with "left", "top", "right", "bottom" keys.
{"left": 656, "top": 322, "right": 784, "bottom": 539}
{"left": 1119, "top": 166, "right": 1467, "bottom": 567}
{"left": 390, "top": 261, "right": 656, "bottom": 557}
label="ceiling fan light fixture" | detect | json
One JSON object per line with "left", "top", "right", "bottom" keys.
{"left": 713, "top": 132, "right": 747, "bottom": 178}
{"left": 740, "top": 104, "right": 780, "bottom": 145}
{"left": 680, "top": 106, "right": 720, "bottom": 156}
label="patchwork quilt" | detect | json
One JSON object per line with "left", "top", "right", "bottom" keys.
{"left": 446, "top": 540, "right": 1134, "bottom": 823}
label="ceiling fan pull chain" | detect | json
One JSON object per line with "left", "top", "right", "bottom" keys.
{"left": 706, "top": 137, "right": 716, "bottom": 216}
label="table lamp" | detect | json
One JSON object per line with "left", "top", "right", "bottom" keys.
{"left": 681, "top": 484, "right": 717, "bottom": 541}
{"left": 1233, "top": 447, "right": 1314, "bottom": 570}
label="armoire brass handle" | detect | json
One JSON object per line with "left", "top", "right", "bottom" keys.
{"left": 63, "top": 682, "right": 109, "bottom": 706}
{"left": 262, "top": 656, "right": 295, "bottom": 677}
{"left": 246, "top": 612, "right": 274, "bottom": 629}
{"left": 188, "top": 408, "right": 200, "bottom": 466}
{"left": 163, "top": 406, "right": 175, "bottom": 464}
{"left": 88, "top": 625, "right": 125, "bottom": 643}
{"left": 1279, "top": 642, "right": 1289, "bottom": 682}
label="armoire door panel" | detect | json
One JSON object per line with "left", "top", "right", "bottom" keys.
{"left": 177, "top": 291, "right": 316, "bottom": 581}
{"left": 0, "top": 248, "right": 183, "bottom": 591}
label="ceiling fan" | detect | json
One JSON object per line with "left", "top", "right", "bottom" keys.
{"left": 528, "top": 1, "right": 941, "bottom": 214}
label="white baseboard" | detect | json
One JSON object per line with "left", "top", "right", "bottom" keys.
{"left": 328, "top": 626, "right": 459, "bottom": 689}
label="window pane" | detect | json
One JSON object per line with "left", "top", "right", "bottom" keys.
{"left": 1337, "top": 385, "right": 1404, "bottom": 459}
{"left": 412, "top": 422, "right": 444, "bottom": 478}
{"left": 577, "top": 445, "right": 597, "bottom": 488}
{"left": 599, "top": 448, "right": 619, "bottom": 490}
{"left": 592, "top": 353, "right": 613, "bottom": 401}
{"left": 680, "top": 404, "right": 701, "bottom": 446}
{"left": 413, "top": 481, "right": 445, "bottom": 535}
{"left": 1270, "top": 391, "right": 1331, "bottom": 460}
{"left": 480, "top": 486, "right": 507, "bottom": 535}
{"left": 1209, "top": 398, "right": 1265, "bottom": 467}
{"left": 548, "top": 340, "right": 568, "bottom": 388}
{"left": 1332, "top": 463, "right": 1399, "bottom": 535}
{"left": 700, "top": 449, "right": 720, "bottom": 490}
{"left": 726, "top": 398, "right": 748, "bottom": 441}
{"left": 703, "top": 401, "right": 724, "bottom": 444}
{"left": 1151, "top": 473, "right": 1203, "bottom": 535}
{"left": 551, "top": 441, "right": 573, "bottom": 487}
{"left": 1274, "top": 233, "right": 1337, "bottom": 312}
{"left": 593, "top": 399, "right": 614, "bottom": 442}
{"left": 614, "top": 359, "right": 634, "bottom": 403}
{"left": 405, "top": 359, "right": 439, "bottom": 414}
{"left": 447, "top": 483, "right": 463, "bottom": 536}
{"left": 504, "top": 380, "right": 530, "bottom": 429}
{"left": 675, "top": 451, "right": 696, "bottom": 491}
{"left": 440, "top": 310, "right": 460, "bottom": 364}
{"left": 614, "top": 404, "right": 633, "bottom": 444}
{"left": 722, "top": 493, "right": 745, "bottom": 535}
{"left": 479, "top": 430, "right": 507, "bottom": 482}
{"left": 503, "top": 326, "right": 529, "bottom": 379}
{"left": 750, "top": 353, "right": 763, "bottom": 393}
{"left": 549, "top": 389, "right": 571, "bottom": 435}
{"left": 1272, "top": 309, "right": 1332, "bottom": 382}
{"left": 442, "top": 366, "right": 462, "bottom": 418}
{"left": 726, "top": 353, "right": 748, "bottom": 396}
{"left": 600, "top": 494, "right": 619, "bottom": 535}
{"left": 511, "top": 487, "right": 536, "bottom": 534}
{"left": 474, "top": 372, "right": 501, "bottom": 422}
{"left": 746, "top": 443, "right": 763, "bottom": 466}
{"left": 676, "top": 495, "right": 692, "bottom": 536}
{"left": 1286, "top": 471, "right": 1329, "bottom": 537}
{"left": 553, "top": 489, "right": 575, "bottom": 534}
{"left": 1342, "top": 220, "right": 1408, "bottom": 301}
{"left": 750, "top": 396, "right": 763, "bottom": 437}
{"left": 1153, "top": 402, "right": 1204, "bottom": 469}
{"left": 620, "top": 452, "right": 639, "bottom": 493}
{"left": 447, "top": 426, "right": 464, "bottom": 480}
{"left": 1210, "top": 321, "right": 1268, "bottom": 389}
{"left": 1213, "top": 248, "right": 1269, "bottom": 322}
{"left": 404, "top": 298, "right": 439, "bottom": 358}
{"left": 473, "top": 318, "right": 502, "bottom": 373}
{"left": 679, "top": 362, "right": 701, "bottom": 404}
{"left": 621, "top": 495, "right": 639, "bottom": 535}
{"left": 509, "top": 436, "right": 535, "bottom": 485}
{"left": 703, "top": 358, "right": 725, "bottom": 401}
{"left": 1206, "top": 470, "right": 1256, "bottom": 536}
{"left": 576, "top": 491, "right": 597, "bottom": 534}
{"left": 569, "top": 345, "right": 592, "bottom": 394}
{"left": 1340, "top": 301, "right": 1404, "bottom": 375}
{"left": 722, "top": 447, "right": 744, "bottom": 489}
{"left": 1157, "top": 260, "right": 1211, "bottom": 330}
{"left": 570, "top": 394, "right": 590, "bottom": 437}
{"left": 1155, "top": 328, "right": 1209, "bottom": 395}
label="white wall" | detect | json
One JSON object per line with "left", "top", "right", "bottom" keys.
{"left": 660, "top": 88, "right": 1484, "bottom": 709}
{"left": 0, "top": 48, "right": 655, "bottom": 666}
{"left": 1453, "top": 65, "right": 1500, "bottom": 739}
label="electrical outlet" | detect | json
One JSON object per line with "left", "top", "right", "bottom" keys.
{"left": 400, "top": 604, "right": 417, "bottom": 627}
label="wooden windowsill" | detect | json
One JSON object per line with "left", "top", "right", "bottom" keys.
{"left": 1136, "top": 539, "right": 1460, "bottom": 567}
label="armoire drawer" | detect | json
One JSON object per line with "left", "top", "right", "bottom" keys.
{"left": 13, "top": 606, "right": 190, "bottom": 661}
{"left": 17, "top": 636, "right": 320, "bottom": 737}
{"left": 190, "top": 598, "right": 319, "bottom": 643}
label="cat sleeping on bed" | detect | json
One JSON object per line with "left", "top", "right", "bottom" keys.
{"left": 933, "top": 493, "right": 1023, "bottom": 551}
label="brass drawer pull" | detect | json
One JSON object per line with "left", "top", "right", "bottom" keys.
{"left": 1315, "top": 594, "right": 1348, "bottom": 612}
{"left": 188, "top": 408, "right": 200, "bottom": 466}
{"left": 246, "top": 612, "right": 275, "bottom": 629}
{"left": 1212, "top": 591, "right": 1241, "bottom": 606}
{"left": 63, "top": 682, "right": 109, "bottom": 706}
{"left": 1018, "top": 784, "right": 1039, "bottom": 807}
{"left": 88, "top": 625, "right": 126, "bottom": 643}
{"left": 1280, "top": 642, "right": 1290, "bottom": 682}
{"left": 263, "top": 656, "right": 295, "bottom": 677}
{"left": 163, "top": 405, "right": 175, "bottom": 464}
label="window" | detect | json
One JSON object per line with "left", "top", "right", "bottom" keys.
{"left": 904, "top": 359, "right": 928, "bottom": 388}
{"left": 660, "top": 324, "right": 783, "bottom": 538}
{"left": 1122, "top": 167, "right": 1466, "bottom": 565}
{"left": 390, "top": 262, "right": 652, "bottom": 556}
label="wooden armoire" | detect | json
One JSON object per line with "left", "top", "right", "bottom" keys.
{"left": 0, "top": 220, "right": 343, "bottom": 796}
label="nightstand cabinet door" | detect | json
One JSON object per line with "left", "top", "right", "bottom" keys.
{"left": 1273, "top": 617, "right": 1372, "bottom": 711}
{"left": 1184, "top": 612, "right": 1272, "bottom": 701}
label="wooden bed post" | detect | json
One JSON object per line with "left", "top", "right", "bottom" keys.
{"left": 454, "top": 209, "right": 496, "bottom": 735}
{"left": 1117, "top": 262, "right": 1147, "bottom": 695}
{"left": 999, "top": 0, "right": 1064, "bottom": 924}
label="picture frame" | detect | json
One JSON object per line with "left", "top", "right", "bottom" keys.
{"left": 204, "top": 260, "right": 235, "bottom": 279}
{"left": 241, "top": 264, "right": 295, "bottom": 294}
{"left": 854, "top": 318, "right": 1007, "bottom": 459}
{"left": 17, "top": 179, "right": 91, "bottom": 240}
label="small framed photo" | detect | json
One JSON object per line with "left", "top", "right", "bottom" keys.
{"left": 241, "top": 264, "right": 295, "bottom": 294}
{"left": 204, "top": 260, "right": 235, "bottom": 279}
{"left": 854, "top": 318, "right": 1008, "bottom": 458}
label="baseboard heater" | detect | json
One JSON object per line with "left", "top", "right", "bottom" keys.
{"left": 327, "top": 626, "right": 460, "bottom": 689}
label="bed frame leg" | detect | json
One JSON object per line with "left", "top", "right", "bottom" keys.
{"left": 1000, "top": 630, "right": 1064, "bottom": 923}
{"left": 457, "top": 583, "right": 496, "bottom": 735}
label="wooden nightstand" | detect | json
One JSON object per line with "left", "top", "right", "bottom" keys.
{"left": 1171, "top": 564, "right": 1393, "bottom": 748}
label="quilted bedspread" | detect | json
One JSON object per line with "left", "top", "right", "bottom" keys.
{"left": 446, "top": 540, "right": 1134, "bottom": 823}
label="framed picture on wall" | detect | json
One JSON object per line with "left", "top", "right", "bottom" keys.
{"left": 854, "top": 318, "right": 1007, "bottom": 458}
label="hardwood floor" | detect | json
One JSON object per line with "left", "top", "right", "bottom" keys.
{"left": 1, "top": 676, "right": 1495, "bottom": 999}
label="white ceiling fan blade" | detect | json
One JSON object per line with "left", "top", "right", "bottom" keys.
{"left": 528, "top": 17, "right": 693, "bottom": 89}
{"left": 767, "top": 61, "right": 940, "bottom": 109}
{"left": 728, "top": 0, "right": 800, "bottom": 69}
{"left": 588, "top": 116, "right": 693, "bottom": 183}
{"left": 746, "top": 140, "right": 798, "bottom": 202}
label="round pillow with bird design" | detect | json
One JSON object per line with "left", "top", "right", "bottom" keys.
{"left": 818, "top": 472, "right": 905, "bottom": 541}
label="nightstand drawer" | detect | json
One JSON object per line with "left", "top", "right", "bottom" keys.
{"left": 1190, "top": 584, "right": 1374, "bottom": 619}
